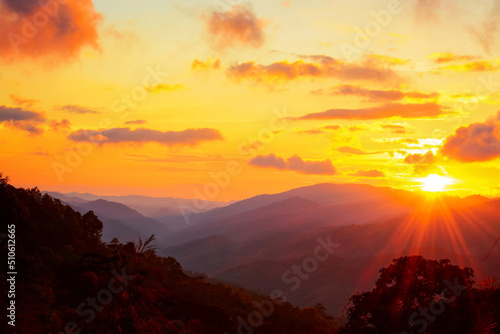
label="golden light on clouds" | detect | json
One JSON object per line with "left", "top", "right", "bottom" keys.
{"left": 0, "top": 0, "right": 499, "bottom": 200}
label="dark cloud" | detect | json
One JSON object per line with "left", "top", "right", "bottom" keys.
{"left": 227, "top": 55, "right": 400, "bottom": 84}
{"left": 404, "top": 151, "right": 440, "bottom": 175}
{"left": 296, "top": 103, "right": 449, "bottom": 120}
{"left": 5, "top": 120, "right": 43, "bottom": 135}
{"left": 68, "top": 127, "right": 224, "bottom": 146}
{"left": 49, "top": 119, "right": 71, "bottom": 132}
{"left": 0, "top": 0, "right": 102, "bottom": 59}
{"left": 0, "top": 105, "right": 44, "bottom": 135}
{"left": 0, "top": 105, "right": 44, "bottom": 122}
{"left": 249, "top": 154, "right": 336, "bottom": 175}
{"left": 57, "top": 105, "right": 100, "bottom": 114}
{"left": 204, "top": 5, "right": 266, "bottom": 50}
{"left": 441, "top": 112, "right": 500, "bottom": 162}
{"left": 404, "top": 151, "right": 437, "bottom": 164}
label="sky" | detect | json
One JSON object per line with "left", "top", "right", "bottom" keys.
{"left": 1, "top": 0, "right": 500, "bottom": 201}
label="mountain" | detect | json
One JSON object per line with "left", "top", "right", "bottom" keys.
{"left": 0, "top": 176, "right": 339, "bottom": 333}
{"left": 147, "top": 207, "right": 192, "bottom": 232}
{"left": 159, "top": 183, "right": 499, "bottom": 314}
{"left": 43, "top": 191, "right": 89, "bottom": 204}
{"left": 46, "top": 191, "right": 230, "bottom": 216}
{"left": 70, "top": 199, "right": 170, "bottom": 242}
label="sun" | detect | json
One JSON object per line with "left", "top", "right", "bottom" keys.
{"left": 419, "top": 174, "right": 454, "bottom": 192}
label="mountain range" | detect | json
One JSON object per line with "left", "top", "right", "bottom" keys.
{"left": 46, "top": 183, "right": 500, "bottom": 315}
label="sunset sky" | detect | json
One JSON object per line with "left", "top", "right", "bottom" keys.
{"left": 1, "top": 0, "right": 500, "bottom": 201}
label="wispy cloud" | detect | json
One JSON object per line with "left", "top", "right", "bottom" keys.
{"left": 146, "top": 84, "right": 184, "bottom": 93}
{"left": 312, "top": 85, "right": 439, "bottom": 102}
{"left": 68, "top": 127, "right": 224, "bottom": 147}
{"left": 295, "top": 103, "right": 450, "bottom": 120}
{"left": 227, "top": 55, "right": 401, "bottom": 84}
{"left": 249, "top": 154, "right": 336, "bottom": 175}
{"left": 56, "top": 105, "right": 101, "bottom": 114}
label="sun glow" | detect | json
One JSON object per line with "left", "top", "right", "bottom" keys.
{"left": 419, "top": 174, "right": 454, "bottom": 192}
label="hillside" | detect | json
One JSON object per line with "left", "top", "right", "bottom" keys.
{"left": 0, "top": 175, "right": 339, "bottom": 333}
{"left": 160, "top": 184, "right": 500, "bottom": 314}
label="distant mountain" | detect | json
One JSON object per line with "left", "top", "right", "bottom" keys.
{"left": 70, "top": 199, "right": 170, "bottom": 242}
{"left": 160, "top": 183, "right": 498, "bottom": 314}
{"left": 46, "top": 191, "right": 230, "bottom": 216}
{"left": 159, "top": 184, "right": 423, "bottom": 247}
{"left": 1, "top": 176, "right": 339, "bottom": 333}
{"left": 43, "top": 191, "right": 89, "bottom": 204}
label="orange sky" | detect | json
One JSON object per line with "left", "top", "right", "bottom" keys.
{"left": 1, "top": 0, "right": 500, "bottom": 201}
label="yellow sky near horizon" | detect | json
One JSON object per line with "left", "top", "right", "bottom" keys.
{"left": 1, "top": 0, "right": 500, "bottom": 201}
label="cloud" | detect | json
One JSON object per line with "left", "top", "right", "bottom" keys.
{"left": 312, "top": 84, "right": 439, "bottom": 102}
{"left": 322, "top": 125, "right": 342, "bottom": 131}
{"left": 295, "top": 124, "right": 346, "bottom": 135}
{"left": 467, "top": 0, "right": 500, "bottom": 54}
{"left": 404, "top": 151, "right": 437, "bottom": 164}
{"left": 192, "top": 58, "right": 221, "bottom": 71}
{"left": 441, "top": 112, "right": 500, "bottom": 162}
{"left": 296, "top": 103, "right": 450, "bottom": 120}
{"left": 352, "top": 169, "right": 385, "bottom": 177}
{"left": 404, "top": 151, "right": 440, "bottom": 175}
{"left": 0, "top": 105, "right": 44, "bottom": 135}
{"left": 428, "top": 52, "right": 479, "bottom": 64}
{"left": 348, "top": 125, "right": 371, "bottom": 132}
{"left": 146, "top": 84, "right": 184, "bottom": 93}
{"left": 124, "top": 119, "right": 147, "bottom": 125}
{"left": 226, "top": 55, "right": 400, "bottom": 84}
{"left": 57, "top": 105, "right": 100, "bottom": 114}
{"left": 414, "top": 0, "right": 443, "bottom": 23}
{"left": 379, "top": 124, "right": 407, "bottom": 134}
{"left": 10, "top": 94, "right": 38, "bottom": 107}
{"left": 49, "top": 119, "right": 71, "bottom": 132}
{"left": 438, "top": 59, "right": 500, "bottom": 72}
{"left": 296, "top": 129, "right": 326, "bottom": 135}
{"left": 5, "top": 120, "right": 43, "bottom": 135}
{"left": 68, "top": 127, "right": 224, "bottom": 146}
{"left": 204, "top": 5, "right": 267, "bottom": 50}
{"left": 0, "top": 105, "right": 44, "bottom": 122}
{"left": 335, "top": 147, "right": 380, "bottom": 155}
{"left": 249, "top": 154, "right": 336, "bottom": 175}
{"left": 0, "top": 0, "right": 102, "bottom": 59}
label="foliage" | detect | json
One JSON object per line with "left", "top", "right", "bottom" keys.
{"left": 340, "top": 256, "right": 500, "bottom": 334}
{"left": 0, "top": 176, "right": 338, "bottom": 333}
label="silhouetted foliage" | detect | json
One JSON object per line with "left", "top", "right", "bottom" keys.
{"left": 0, "top": 176, "right": 339, "bottom": 333}
{"left": 340, "top": 256, "right": 500, "bottom": 334}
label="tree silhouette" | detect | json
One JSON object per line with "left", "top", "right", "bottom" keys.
{"left": 340, "top": 256, "right": 476, "bottom": 334}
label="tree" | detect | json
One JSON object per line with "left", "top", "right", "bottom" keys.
{"left": 340, "top": 256, "right": 475, "bottom": 334}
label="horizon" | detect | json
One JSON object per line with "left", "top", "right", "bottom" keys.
{"left": 36, "top": 180, "right": 497, "bottom": 204}
{"left": 1, "top": 0, "right": 500, "bottom": 202}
